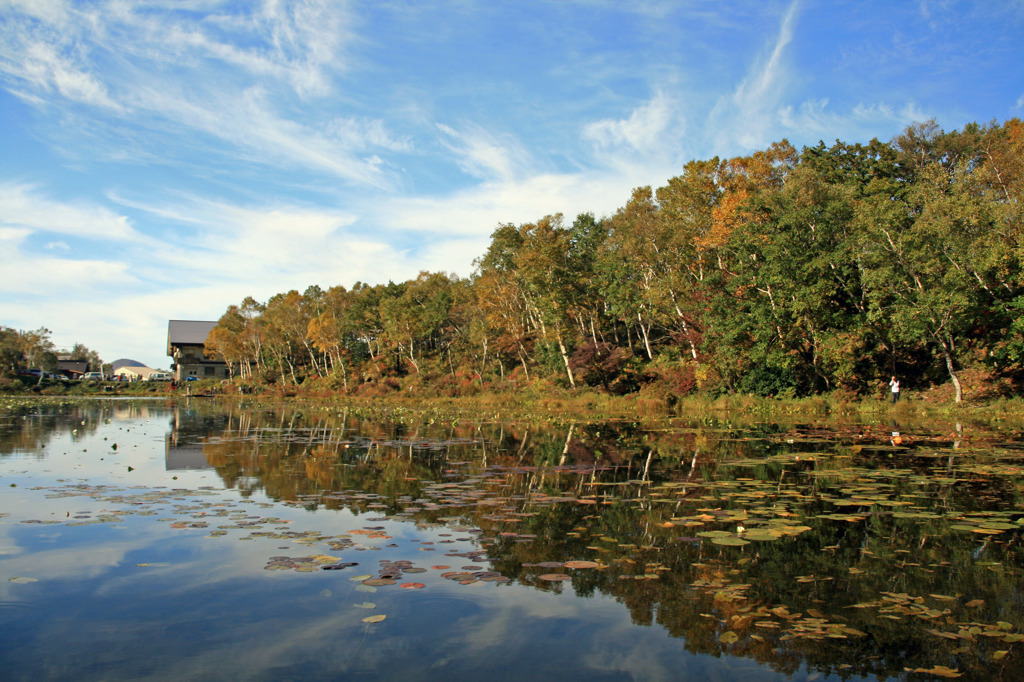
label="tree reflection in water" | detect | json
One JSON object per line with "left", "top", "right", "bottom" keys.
{"left": 3, "top": 400, "right": 1023, "bottom": 679}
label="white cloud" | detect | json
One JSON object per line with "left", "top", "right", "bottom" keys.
{"left": 707, "top": 0, "right": 800, "bottom": 151}
{"left": 0, "top": 0, "right": 70, "bottom": 24}
{"left": 105, "top": 192, "right": 414, "bottom": 291}
{"left": 0, "top": 225, "right": 31, "bottom": 243}
{"left": 777, "top": 99, "right": 928, "bottom": 141}
{"left": 437, "top": 123, "right": 534, "bottom": 183}
{"left": 0, "top": 1, "right": 400, "bottom": 188}
{"left": 3, "top": 34, "right": 121, "bottom": 110}
{"left": 0, "top": 183, "right": 142, "bottom": 241}
{"left": 0, "top": 256, "right": 136, "bottom": 294}
{"left": 582, "top": 90, "right": 679, "bottom": 160}
{"left": 325, "top": 117, "right": 412, "bottom": 153}
{"left": 381, "top": 170, "right": 636, "bottom": 239}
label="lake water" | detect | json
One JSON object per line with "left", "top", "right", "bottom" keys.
{"left": 1, "top": 398, "right": 1022, "bottom": 680}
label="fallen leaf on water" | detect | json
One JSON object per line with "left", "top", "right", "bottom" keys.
{"left": 912, "top": 666, "right": 961, "bottom": 678}
{"left": 362, "top": 614, "right": 386, "bottom": 623}
{"left": 353, "top": 602, "right": 376, "bottom": 609}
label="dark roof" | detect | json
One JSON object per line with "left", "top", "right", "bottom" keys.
{"left": 58, "top": 360, "right": 89, "bottom": 374}
{"left": 167, "top": 320, "right": 218, "bottom": 354}
{"left": 111, "top": 358, "right": 145, "bottom": 370}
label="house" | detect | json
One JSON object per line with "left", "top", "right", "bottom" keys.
{"left": 111, "top": 358, "right": 145, "bottom": 372}
{"left": 113, "top": 365, "right": 155, "bottom": 381}
{"left": 57, "top": 359, "right": 89, "bottom": 380}
{"left": 167, "top": 320, "right": 229, "bottom": 381}
{"left": 112, "top": 365, "right": 171, "bottom": 381}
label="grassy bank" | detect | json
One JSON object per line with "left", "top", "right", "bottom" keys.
{"left": 4, "top": 374, "right": 1023, "bottom": 431}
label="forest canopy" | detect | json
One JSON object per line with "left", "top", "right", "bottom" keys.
{"left": 207, "top": 119, "right": 1024, "bottom": 403}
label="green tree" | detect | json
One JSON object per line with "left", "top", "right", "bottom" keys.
{"left": 68, "top": 342, "right": 104, "bottom": 373}
{"left": 380, "top": 272, "right": 455, "bottom": 373}
{"left": 0, "top": 327, "right": 21, "bottom": 378}
{"left": 859, "top": 124, "right": 1015, "bottom": 401}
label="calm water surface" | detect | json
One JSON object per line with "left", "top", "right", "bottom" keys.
{"left": 1, "top": 399, "right": 1022, "bottom": 680}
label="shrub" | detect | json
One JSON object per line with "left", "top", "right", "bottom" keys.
{"left": 568, "top": 342, "right": 640, "bottom": 394}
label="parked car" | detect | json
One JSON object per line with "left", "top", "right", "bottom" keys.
{"left": 146, "top": 372, "right": 172, "bottom": 381}
{"left": 82, "top": 372, "right": 104, "bottom": 380}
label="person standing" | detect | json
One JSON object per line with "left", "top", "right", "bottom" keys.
{"left": 889, "top": 376, "right": 901, "bottom": 403}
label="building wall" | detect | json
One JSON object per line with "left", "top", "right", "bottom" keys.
{"left": 171, "top": 343, "right": 229, "bottom": 381}
{"left": 174, "top": 360, "right": 230, "bottom": 381}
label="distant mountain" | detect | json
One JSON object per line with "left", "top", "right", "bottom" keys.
{"left": 110, "top": 358, "right": 146, "bottom": 371}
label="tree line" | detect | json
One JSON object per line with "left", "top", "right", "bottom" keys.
{"left": 0, "top": 326, "right": 105, "bottom": 384}
{"left": 206, "top": 119, "right": 1024, "bottom": 403}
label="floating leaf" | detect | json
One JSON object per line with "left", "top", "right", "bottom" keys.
{"left": 719, "top": 631, "right": 739, "bottom": 644}
{"left": 697, "top": 531, "right": 732, "bottom": 538}
{"left": 362, "top": 614, "right": 386, "bottom": 623}
{"left": 564, "top": 560, "right": 599, "bottom": 569}
{"left": 711, "top": 536, "right": 750, "bottom": 546}
{"left": 8, "top": 577, "right": 37, "bottom": 583}
{"left": 400, "top": 582, "right": 426, "bottom": 589}
{"left": 927, "top": 628, "right": 960, "bottom": 641}
{"left": 353, "top": 602, "right": 376, "bottom": 609}
{"left": 539, "top": 573, "right": 570, "bottom": 582}
{"left": 742, "top": 529, "right": 781, "bottom": 542}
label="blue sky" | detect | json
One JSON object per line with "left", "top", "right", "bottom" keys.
{"left": 1, "top": 0, "right": 1022, "bottom": 369}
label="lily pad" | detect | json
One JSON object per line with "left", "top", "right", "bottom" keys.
{"left": 711, "top": 536, "right": 750, "bottom": 546}
{"left": 564, "top": 560, "right": 600, "bottom": 569}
